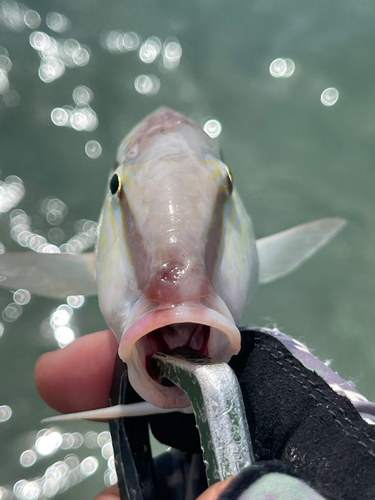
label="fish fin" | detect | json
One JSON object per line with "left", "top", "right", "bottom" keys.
{"left": 41, "top": 402, "right": 188, "bottom": 423}
{"left": 256, "top": 217, "right": 346, "bottom": 285}
{"left": 0, "top": 252, "right": 97, "bottom": 298}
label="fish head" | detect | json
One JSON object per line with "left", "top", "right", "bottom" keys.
{"left": 96, "top": 108, "right": 258, "bottom": 408}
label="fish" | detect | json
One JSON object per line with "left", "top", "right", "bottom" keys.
{"left": 0, "top": 108, "right": 345, "bottom": 420}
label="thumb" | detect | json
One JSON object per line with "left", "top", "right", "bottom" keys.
{"left": 196, "top": 478, "right": 234, "bottom": 500}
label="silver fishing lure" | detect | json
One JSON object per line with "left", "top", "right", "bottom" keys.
{"left": 0, "top": 108, "right": 345, "bottom": 418}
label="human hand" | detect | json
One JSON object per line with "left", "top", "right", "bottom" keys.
{"left": 34, "top": 330, "right": 233, "bottom": 500}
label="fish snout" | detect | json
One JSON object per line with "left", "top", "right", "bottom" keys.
{"left": 143, "top": 260, "right": 210, "bottom": 303}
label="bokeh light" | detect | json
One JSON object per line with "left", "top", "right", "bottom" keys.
{"left": 24, "top": 10, "right": 41, "bottom": 29}
{"left": 46, "top": 12, "right": 70, "bottom": 33}
{"left": 50, "top": 304, "right": 73, "bottom": 327}
{"left": 70, "top": 432, "right": 84, "bottom": 449}
{"left": 51, "top": 107, "right": 69, "bottom": 126}
{"left": 42, "top": 244, "right": 60, "bottom": 253}
{"left": 100, "top": 30, "right": 140, "bottom": 53}
{"left": 48, "top": 228, "right": 65, "bottom": 244}
{"left": 12, "top": 450, "right": 101, "bottom": 500}
{"left": 41, "top": 197, "right": 68, "bottom": 223}
{"left": 38, "top": 57, "right": 65, "bottom": 83}
{"left": 50, "top": 304, "right": 75, "bottom": 348}
{"left": 73, "top": 85, "right": 93, "bottom": 105}
{"left": 51, "top": 96, "right": 98, "bottom": 131}
{"left": 107, "top": 456, "right": 115, "bottom": 471}
{"left": 13, "top": 289, "right": 31, "bottom": 305}
{"left": 269, "top": 57, "right": 295, "bottom": 78}
{"left": 0, "top": 487, "right": 10, "bottom": 500}
{"left": 59, "top": 219, "right": 98, "bottom": 254}
{"left": 97, "top": 431, "right": 111, "bottom": 447}
{"left": 60, "top": 433, "right": 73, "bottom": 450}
{"left": 53, "top": 326, "right": 75, "bottom": 346}
{"left": 0, "top": 405, "right": 12, "bottom": 422}
{"left": 67, "top": 295, "right": 85, "bottom": 308}
{"left": 20, "top": 450, "right": 37, "bottom": 468}
{"left": 99, "top": 30, "right": 181, "bottom": 75}
{"left": 84, "top": 431, "right": 99, "bottom": 449}
{"left": 101, "top": 442, "right": 114, "bottom": 460}
{"left": 85, "top": 140, "right": 102, "bottom": 158}
{"left": 104, "top": 470, "right": 118, "bottom": 487}
{"left": 2, "top": 302, "right": 22, "bottom": 322}
{"left": 70, "top": 108, "right": 98, "bottom": 131}
{"left": 29, "top": 31, "right": 50, "bottom": 51}
{"left": 64, "top": 454, "right": 79, "bottom": 468}
{"left": 134, "top": 74, "right": 160, "bottom": 95}
{"left": 15, "top": 480, "right": 41, "bottom": 500}
{"left": 321, "top": 87, "right": 339, "bottom": 106}
{"left": 203, "top": 119, "right": 222, "bottom": 139}
{"left": 35, "top": 430, "right": 63, "bottom": 456}
{"left": 139, "top": 37, "right": 161, "bottom": 63}
{"left": 29, "top": 30, "right": 91, "bottom": 83}
{"left": 0, "top": 176, "right": 24, "bottom": 213}
{"left": 72, "top": 47, "right": 90, "bottom": 66}
{"left": 163, "top": 39, "right": 182, "bottom": 69}
{"left": 0, "top": 54, "right": 12, "bottom": 72}
{"left": 79, "top": 457, "right": 98, "bottom": 476}
{"left": 0, "top": 69, "right": 9, "bottom": 93}
{"left": 0, "top": 1, "right": 27, "bottom": 31}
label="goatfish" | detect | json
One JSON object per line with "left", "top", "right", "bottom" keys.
{"left": 0, "top": 108, "right": 345, "bottom": 421}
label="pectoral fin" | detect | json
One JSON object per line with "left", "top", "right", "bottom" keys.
{"left": 257, "top": 218, "right": 346, "bottom": 284}
{"left": 0, "top": 252, "right": 97, "bottom": 298}
{"left": 41, "top": 402, "right": 191, "bottom": 423}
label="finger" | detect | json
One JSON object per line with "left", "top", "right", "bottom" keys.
{"left": 35, "top": 330, "right": 118, "bottom": 414}
{"left": 196, "top": 478, "right": 233, "bottom": 500}
{"left": 93, "top": 485, "right": 119, "bottom": 500}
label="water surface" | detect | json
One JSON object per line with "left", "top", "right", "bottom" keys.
{"left": 1, "top": 0, "right": 375, "bottom": 498}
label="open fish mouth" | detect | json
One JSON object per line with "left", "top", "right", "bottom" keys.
{"left": 143, "top": 322, "right": 211, "bottom": 383}
{"left": 118, "top": 299, "right": 240, "bottom": 408}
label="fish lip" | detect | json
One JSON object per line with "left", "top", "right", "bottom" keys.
{"left": 118, "top": 301, "right": 240, "bottom": 408}
{"left": 119, "top": 302, "right": 240, "bottom": 360}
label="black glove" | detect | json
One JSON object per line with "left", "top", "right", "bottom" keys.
{"left": 150, "top": 328, "right": 375, "bottom": 500}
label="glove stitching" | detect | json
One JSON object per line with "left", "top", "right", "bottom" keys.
{"left": 261, "top": 342, "right": 375, "bottom": 458}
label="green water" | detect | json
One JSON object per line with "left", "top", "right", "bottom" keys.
{"left": 0, "top": 0, "right": 375, "bottom": 497}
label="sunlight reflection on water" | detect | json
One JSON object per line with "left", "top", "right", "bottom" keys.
{"left": 11, "top": 426, "right": 114, "bottom": 498}
{"left": 321, "top": 87, "right": 339, "bottom": 106}
{"left": 0, "top": 405, "right": 12, "bottom": 422}
{"left": 0, "top": 0, "right": 359, "bottom": 498}
{"left": 269, "top": 57, "right": 295, "bottom": 78}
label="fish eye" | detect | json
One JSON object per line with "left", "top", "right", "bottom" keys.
{"left": 110, "top": 173, "right": 121, "bottom": 196}
{"left": 225, "top": 165, "right": 233, "bottom": 195}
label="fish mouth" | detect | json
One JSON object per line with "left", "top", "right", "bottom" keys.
{"left": 143, "top": 322, "right": 211, "bottom": 384}
{"left": 118, "top": 298, "right": 240, "bottom": 408}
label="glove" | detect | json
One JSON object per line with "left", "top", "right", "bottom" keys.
{"left": 150, "top": 327, "right": 375, "bottom": 500}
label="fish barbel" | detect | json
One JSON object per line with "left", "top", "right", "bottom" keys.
{"left": 0, "top": 108, "right": 345, "bottom": 413}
